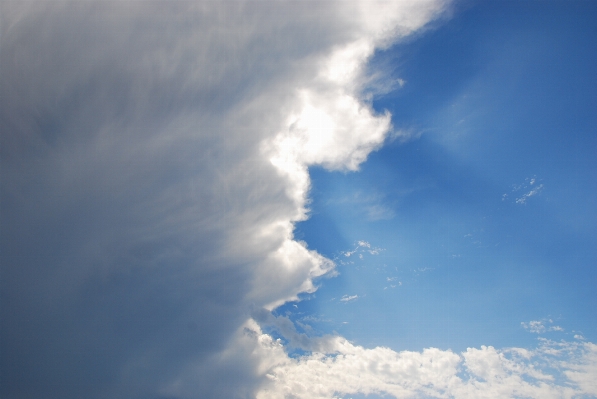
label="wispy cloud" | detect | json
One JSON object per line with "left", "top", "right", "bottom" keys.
{"left": 516, "top": 183, "right": 544, "bottom": 204}
{"left": 328, "top": 190, "right": 396, "bottom": 221}
{"left": 365, "top": 203, "right": 396, "bottom": 221}
{"left": 503, "top": 176, "right": 544, "bottom": 205}
{"left": 340, "top": 294, "right": 359, "bottom": 303}
{"left": 342, "top": 240, "right": 384, "bottom": 258}
{"left": 522, "top": 319, "right": 564, "bottom": 334}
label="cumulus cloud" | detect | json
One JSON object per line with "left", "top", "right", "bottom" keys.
{"left": 1, "top": 1, "right": 448, "bottom": 398}
{"left": 247, "top": 322, "right": 597, "bottom": 399}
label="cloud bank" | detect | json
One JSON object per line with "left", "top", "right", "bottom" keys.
{"left": 248, "top": 322, "right": 597, "bottom": 399}
{"left": 1, "top": 1, "right": 446, "bottom": 398}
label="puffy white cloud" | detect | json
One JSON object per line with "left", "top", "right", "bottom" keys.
{"left": 1, "top": 1, "right": 448, "bottom": 398}
{"left": 247, "top": 323, "right": 595, "bottom": 399}
{"left": 563, "top": 342, "right": 597, "bottom": 396}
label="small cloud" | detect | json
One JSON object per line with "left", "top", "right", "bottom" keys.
{"left": 387, "top": 127, "right": 423, "bottom": 144}
{"left": 522, "top": 320, "right": 546, "bottom": 333}
{"left": 521, "top": 319, "right": 563, "bottom": 334}
{"left": 508, "top": 176, "right": 544, "bottom": 204}
{"left": 340, "top": 295, "right": 358, "bottom": 303}
{"left": 516, "top": 184, "right": 544, "bottom": 204}
{"left": 341, "top": 241, "right": 384, "bottom": 260}
{"left": 574, "top": 334, "right": 585, "bottom": 340}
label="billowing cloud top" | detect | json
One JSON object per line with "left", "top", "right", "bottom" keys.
{"left": 1, "top": 1, "right": 446, "bottom": 398}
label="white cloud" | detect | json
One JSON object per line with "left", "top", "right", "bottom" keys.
{"left": 522, "top": 320, "right": 548, "bottom": 333}
{"left": 522, "top": 319, "right": 564, "bottom": 334}
{"left": 385, "top": 277, "right": 402, "bottom": 289}
{"left": 340, "top": 295, "right": 359, "bottom": 303}
{"left": 507, "top": 176, "right": 544, "bottom": 205}
{"left": 516, "top": 183, "right": 544, "bottom": 204}
{"left": 244, "top": 322, "right": 596, "bottom": 399}
{"left": 342, "top": 240, "right": 384, "bottom": 258}
{"left": 1, "top": 1, "right": 448, "bottom": 397}
{"left": 563, "top": 342, "right": 597, "bottom": 396}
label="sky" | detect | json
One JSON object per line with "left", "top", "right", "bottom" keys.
{"left": 1, "top": 1, "right": 596, "bottom": 399}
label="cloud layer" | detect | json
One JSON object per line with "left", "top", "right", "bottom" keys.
{"left": 1, "top": 1, "right": 446, "bottom": 398}
{"left": 247, "top": 321, "right": 597, "bottom": 399}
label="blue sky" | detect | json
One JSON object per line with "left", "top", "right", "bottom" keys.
{"left": 291, "top": 0, "right": 597, "bottom": 356}
{"left": 1, "top": 1, "right": 596, "bottom": 398}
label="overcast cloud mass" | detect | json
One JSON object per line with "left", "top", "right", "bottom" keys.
{"left": 1, "top": 1, "right": 595, "bottom": 398}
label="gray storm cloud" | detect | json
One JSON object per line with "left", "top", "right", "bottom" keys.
{"left": 1, "top": 1, "right": 447, "bottom": 398}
